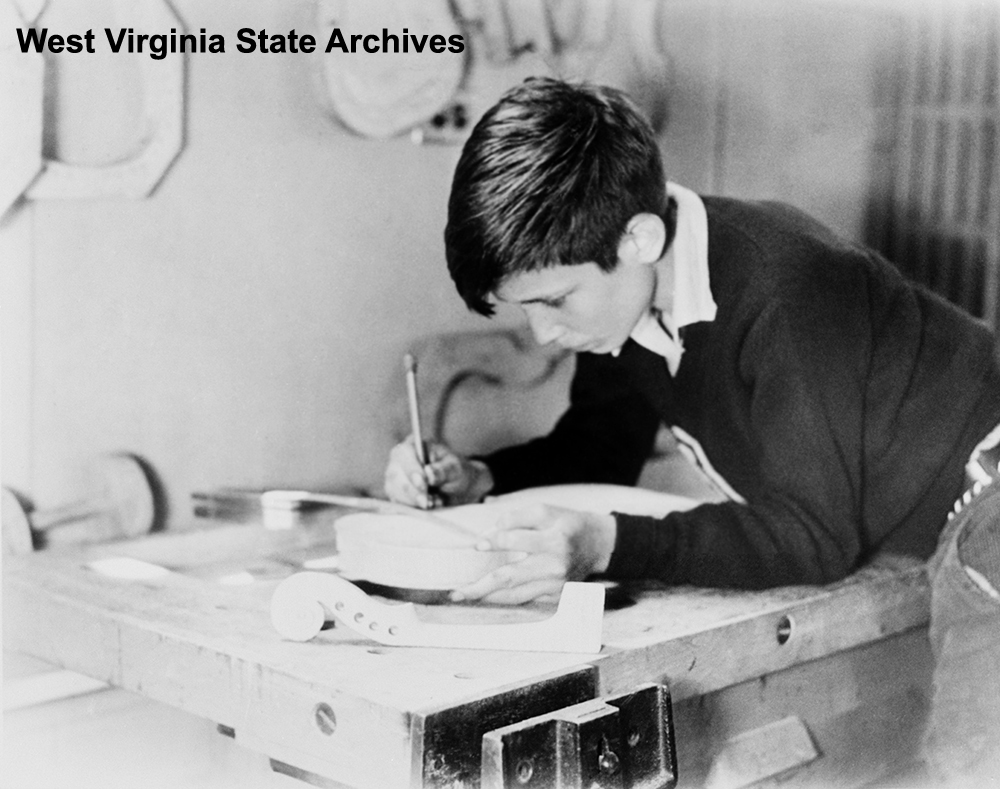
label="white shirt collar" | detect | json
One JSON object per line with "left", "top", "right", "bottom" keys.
{"left": 617, "top": 182, "right": 716, "bottom": 374}
{"left": 658, "top": 181, "right": 716, "bottom": 327}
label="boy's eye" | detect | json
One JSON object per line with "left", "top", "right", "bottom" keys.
{"left": 544, "top": 296, "right": 566, "bottom": 308}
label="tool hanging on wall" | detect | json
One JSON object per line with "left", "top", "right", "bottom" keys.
{"left": 453, "top": 0, "right": 611, "bottom": 66}
{"left": 313, "top": 0, "right": 466, "bottom": 139}
{"left": 271, "top": 571, "right": 605, "bottom": 653}
{"left": 2, "top": 452, "right": 157, "bottom": 554}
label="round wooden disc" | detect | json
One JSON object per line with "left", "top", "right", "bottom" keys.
{"left": 336, "top": 508, "right": 520, "bottom": 591}
{"left": 2, "top": 488, "right": 35, "bottom": 555}
{"left": 335, "top": 485, "right": 699, "bottom": 593}
{"left": 88, "top": 453, "right": 156, "bottom": 540}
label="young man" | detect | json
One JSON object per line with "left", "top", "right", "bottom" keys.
{"left": 384, "top": 78, "right": 1000, "bottom": 614}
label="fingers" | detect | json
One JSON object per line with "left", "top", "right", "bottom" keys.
{"left": 424, "top": 451, "right": 466, "bottom": 493}
{"left": 384, "top": 437, "right": 432, "bottom": 507}
{"left": 473, "top": 505, "right": 567, "bottom": 550}
{"left": 452, "top": 507, "right": 615, "bottom": 604}
{"left": 477, "top": 526, "right": 564, "bottom": 554}
{"left": 425, "top": 441, "right": 455, "bottom": 464}
{"left": 495, "top": 503, "right": 557, "bottom": 530}
{"left": 477, "top": 579, "right": 566, "bottom": 606}
{"left": 451, "top": 555, "right": 566, "bottom": 603}
{"left": 459, "top": 509, "right": 573, "bottom": 602}
{"left": 385, "top": 437, "right": 472, "bottom": 507}
{"left": 420, "top": 440, "right": 480, "bottom": 501}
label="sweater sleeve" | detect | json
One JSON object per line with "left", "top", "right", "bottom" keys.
{"left": 483, "top": 351, "right": 662, "bottom": 494}
{"left": 608, "top": 284, "right": 874, "bottom": 589}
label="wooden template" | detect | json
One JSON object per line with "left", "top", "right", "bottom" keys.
{"left": 271, "top": 572, "right": 606, "bottom": 653}
{"left": 12, "top": 0, "right": 185, "bottom": 202}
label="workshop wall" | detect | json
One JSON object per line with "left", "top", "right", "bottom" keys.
{"left": 1, "top": 0, "right": 912, "bottom": 525}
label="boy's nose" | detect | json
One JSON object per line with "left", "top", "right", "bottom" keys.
{"left": 527, "top": 311, "right": 563, "bottom": 346}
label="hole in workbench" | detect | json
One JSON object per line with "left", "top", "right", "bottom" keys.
{"left": 313, "top": 703, "right": 336, "bottom": 736}
{"left": 776, "top": 615, "right": 794, "bottom": 645}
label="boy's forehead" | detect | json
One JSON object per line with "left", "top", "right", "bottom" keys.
{"left": 494, "top": 264, "right": 593, "bottom": 303}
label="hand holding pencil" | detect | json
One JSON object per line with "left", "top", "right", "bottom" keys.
{"left": 383, "top": 354, "right": 495, "bottom": 509}
{"left": 403, "top": 353, "right": 439, "bottom": 508}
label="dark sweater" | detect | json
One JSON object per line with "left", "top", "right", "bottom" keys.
{"left": 484, "top": 197, "right": 1000, "bottom": 589}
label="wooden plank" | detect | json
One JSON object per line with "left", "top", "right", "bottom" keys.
{"left": 3, "top": 520, "right": 931, "bottom": 788}
{"left": 2, "top": 537, "right": 596, "bottom": 788}
{"left": 597, "top": 563, "right": 929, "bottom": 702}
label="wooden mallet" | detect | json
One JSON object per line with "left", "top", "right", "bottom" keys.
{"left": 2, "top": 453, "right": 156, "bottom": 555}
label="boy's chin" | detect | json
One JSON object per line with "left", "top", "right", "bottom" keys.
{"left": 587, "top": 340, "right": 618, "bottom": 355}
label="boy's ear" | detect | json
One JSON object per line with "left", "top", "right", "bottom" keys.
{"left": 617, "top": 213, "right": 667, "bottom": 267}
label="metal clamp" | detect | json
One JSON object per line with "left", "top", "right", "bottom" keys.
{"left": 481, "top": 683, "right": 677, "bottom": 789}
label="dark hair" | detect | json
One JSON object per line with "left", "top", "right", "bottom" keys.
{"left": 445, "top": 78, "right": 670, "bottom": 316}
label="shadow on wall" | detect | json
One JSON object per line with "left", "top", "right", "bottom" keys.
{"left": 386, "top": 326, "right": 575, "bottom": 459}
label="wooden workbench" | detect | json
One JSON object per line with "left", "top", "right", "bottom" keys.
{"left": 3, "top": 506, "right": 933, "bottom": 788}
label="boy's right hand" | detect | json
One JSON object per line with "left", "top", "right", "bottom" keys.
{"left": 384, "top": 435, "right": 494, "bottom": 509}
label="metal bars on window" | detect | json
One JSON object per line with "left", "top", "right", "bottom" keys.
{"left": 875, "top": 1, "right": 999, "bottom": 328}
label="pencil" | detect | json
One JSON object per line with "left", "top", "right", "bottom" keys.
{"left": 403, "top": 353, "right": 432, "bottom": 505}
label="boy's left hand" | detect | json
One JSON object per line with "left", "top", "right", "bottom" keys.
{"left": 450, "top": 504, "right": 617, "bottom": 605}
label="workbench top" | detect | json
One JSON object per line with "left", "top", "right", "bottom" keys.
{"left": 3, "top": 510, "right": 931, "bottom": 788}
